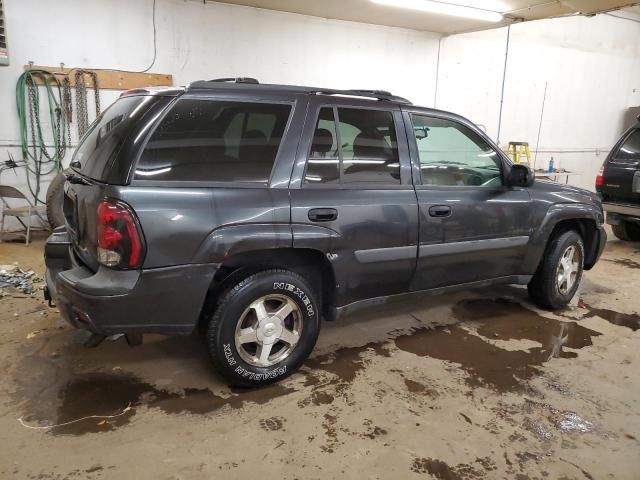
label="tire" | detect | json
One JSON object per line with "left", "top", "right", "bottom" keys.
{"left": 206, "top": 269, "right": 320, "bottom": 387}
{"left": 527, "top": 230, "right": 584, "bottom": 310}
{"left": 45, "top": 172, "right": 66, "bottom": 228}
{"left": 611, "top": 221, "right": 640, "bottom": 242}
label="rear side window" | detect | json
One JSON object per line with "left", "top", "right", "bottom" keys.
{"left": 73, "top": 96, "right": 159, "bottom": 182}
{"left": 304, "top": 107, "right": 400, "bottom": 185}
{"left": 135, "top": 99, "right": 292, "bottom": 182}
{"left": 613, "top": 129, "right": 640, "bottom": 162}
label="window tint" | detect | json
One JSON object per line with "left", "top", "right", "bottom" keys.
{"left": 411, "top": 115, "right": 502, "bottom": 187}
{"left": 73, "top": 96, "right": 161, "bottom": 182}
{"left": 305, "top": 108, "right": 340, "bottom": 184}
{"left": 613, "top": 129, "right": 640, "bottom": 162}
{"left": 304, "top": 107, "right": 400, "bottom": 185}
{"left": 339, "top": 108, "right": 400, "bottom": 183}
{"left": 136, "top": 99, "right": 291, "bottom": 182}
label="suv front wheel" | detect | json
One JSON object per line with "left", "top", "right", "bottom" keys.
{"left": 527, "top": 230, "right": 584, "bottom": 310}
{"left": 206, "top": 269, "right": 320, "bottom": 387}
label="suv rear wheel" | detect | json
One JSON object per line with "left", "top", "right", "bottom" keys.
{"left": 206, "top": 269, "right": 320, "bottom": 387}
{"left": 611, "top": 221, "right": 640, "bottom": 242}
{"left": 527, "top": 230, "right": 584, "bottom": 310}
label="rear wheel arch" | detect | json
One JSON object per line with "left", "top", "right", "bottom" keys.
{"left": 199, "top": 247, "right": 337, "bottom": 328}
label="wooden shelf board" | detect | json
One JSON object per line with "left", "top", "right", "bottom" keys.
{"left": 23, "top": 65, "right": 173, "bottom": 90}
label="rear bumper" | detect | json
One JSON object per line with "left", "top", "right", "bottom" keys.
{"left": 603, "top": 202, "right": 640, "bottom": 223}
{"left": 44, "top": 228, "right": 217, "bottom": 335}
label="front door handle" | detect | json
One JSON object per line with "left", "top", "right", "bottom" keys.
{"left": 428, "top": 205, "right": 451, "bottom": 217}
{"left": 308, "top": 208, "right": 338, "bottom": 222}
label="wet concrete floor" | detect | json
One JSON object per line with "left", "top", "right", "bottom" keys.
{"left": 0, "top": 230, "right": 639, "bottom": 479}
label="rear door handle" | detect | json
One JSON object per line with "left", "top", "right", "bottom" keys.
{"left": 428, "top": 205, "right": 451, "bottom": 217}
{"left": 308, "top": 208, "right": 338, "bottom": 222}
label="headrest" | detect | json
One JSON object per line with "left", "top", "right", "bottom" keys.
{"left": 312, "top": 128, "right": 334, "bottom": 155}
{"left": 353, "top": 132, "right": 388, "bottom": 159}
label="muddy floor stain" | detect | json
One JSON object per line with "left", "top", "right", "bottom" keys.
{"left": 395, "top": 298, "right": 600, "bottom": 393}
{"left": 603, "top": 257, "right": 640, "bottom": 270}
{"left": 410, "top": 457, "right": 491, "bottom": 479}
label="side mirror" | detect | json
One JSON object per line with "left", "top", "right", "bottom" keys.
{"left": 505, "top": 163, "right": 534, "bottom": 187}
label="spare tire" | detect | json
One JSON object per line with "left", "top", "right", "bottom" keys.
{"left": 45, "top": 172, "right": 66, "bottom": 229}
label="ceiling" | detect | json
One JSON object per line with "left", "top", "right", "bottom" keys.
{"left": 206, "top": 0, "right": 640, "bottom": 35}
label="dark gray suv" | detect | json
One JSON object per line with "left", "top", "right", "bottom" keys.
{"left": 44, "top": 78, "right": 606, "bottom": 386}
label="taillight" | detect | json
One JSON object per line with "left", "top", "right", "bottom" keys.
{"left": 97, "top": 199, "right": 144, "bottom": 268}
{"left": 595, "top": 164, "right": 604, "bottom": 188}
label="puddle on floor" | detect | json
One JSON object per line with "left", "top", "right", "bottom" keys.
{"left": 579, "top": 302, "right": 640, "bottom": 331}
{"left": 15, "top": 297, "right": 609, "bottom": 434}
{"left": 305, "top": 342, "right": 390, "bottom": 384}
{"left": 20, "top": 372, "right": 294, "bottom": 436}
{"left": 395, "top": 298, "right": 600, "bottom": 393}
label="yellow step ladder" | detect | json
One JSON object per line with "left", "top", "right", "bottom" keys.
{"left": 506, "top": 141, "right": 532, "bottom": 165}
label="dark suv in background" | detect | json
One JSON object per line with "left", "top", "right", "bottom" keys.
{"left": 45, "top": 78, "right": 606, "bottom": 386}
{"left": 596, "top": 117, "right": 640, "bottom": 241}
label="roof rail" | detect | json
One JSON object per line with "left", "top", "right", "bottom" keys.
{"left": 209, "top": 77, "right": 259, "bottom": 84}
{"left": 187, "top": 78, "right": 259, "bottom": 90}
{"left": 315, "top": 88, "right": 411, "bottom": 104}
{"left": 184, "top": 79, "right": 411, "bottom": 104}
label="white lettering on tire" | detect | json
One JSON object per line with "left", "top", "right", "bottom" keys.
{"left": 273, "top": 282, "right": 315, "bottom": 317}
{"left": 223, "top": 343, "right": 237, "bottom": 366}
{"left": 224, "top": 343, "right": 287, "bottom": 380}
{"left": 234, "top": 365, "right": 287, "bottom": 380}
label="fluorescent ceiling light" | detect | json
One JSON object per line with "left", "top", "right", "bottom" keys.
{"left": 371, "top": 0, "right": 504, "bottom": 22}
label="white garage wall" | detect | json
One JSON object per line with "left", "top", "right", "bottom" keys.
{"left": 1, "top": 0, "right": 640, "bottom": 232}
{"left": 436, "top": 12, "right": 640, "bottom": 191}
{"left": 0, "top": 0, "right": 440, "bottom": 229}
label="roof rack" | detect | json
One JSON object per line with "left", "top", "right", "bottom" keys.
{"left": 185, "top": 79, "right": 411, "bottom": 104}
{"left": 315, "top": 88, "right": 411, "bottom": 104}
{"left": 188, "top": 78, "right": 259, "bottom": 89}
{"left": 209, "top": 77, "right": 260, "bottom": 84}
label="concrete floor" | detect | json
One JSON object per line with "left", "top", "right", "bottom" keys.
{"left": 0, "top": 232, "right": 639, "bottom": 480}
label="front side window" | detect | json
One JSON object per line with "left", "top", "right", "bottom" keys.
{"left": 304, "top": 107, "right": 400, "bottom": 185}
{"left": 136, "top": 99, "right": 291, "bottom": 182}
{"left": 411, "top": 114, "right": 502, "bottom": 187}
{"left": 613, "top": 129, "right": 640, "bottom": 162}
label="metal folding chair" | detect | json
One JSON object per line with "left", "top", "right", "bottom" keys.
{"left": 0, "top": 185, "right": 49, "bottom": 244}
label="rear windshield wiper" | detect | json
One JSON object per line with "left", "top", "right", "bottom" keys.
{"left": 64, "top": 170, "right": 90, "bottom": 185}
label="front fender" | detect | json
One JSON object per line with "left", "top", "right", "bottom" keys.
{"left": 522, "top": 203, "right": 603, "bottom": 274}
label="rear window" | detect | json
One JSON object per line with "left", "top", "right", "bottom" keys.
{"left": 73, "top": 96, "right": 158, "bottom": 181}
{"left": 613, "top": 129, "right": 640, "bottom": 162}
{"left": 135, "top": 99, "right": 292, "bottom": 183}
{"left": 304, "top": 107, "right": 400, "bottom": 185}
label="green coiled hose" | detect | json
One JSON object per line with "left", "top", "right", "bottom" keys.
{"left": 15, "top": 69, "right": 67, "bottom": 203}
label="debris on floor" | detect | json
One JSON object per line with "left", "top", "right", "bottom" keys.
{"left": 0, "top": 264, "right": 42, "bottom": 295}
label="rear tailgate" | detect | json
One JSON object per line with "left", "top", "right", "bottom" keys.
{"left": 63, "top": 177, "right": 108, "bottom": 271}
{"left": 601, "top": 128, "right": 640, "bottom": 203}
{"left": 64, "top": 94, "right": 172, "bottom": 270}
